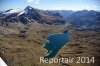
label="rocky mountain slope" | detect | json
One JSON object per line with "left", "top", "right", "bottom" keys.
{"left": 0, "top": 6, "right": 65, "bottom": 25}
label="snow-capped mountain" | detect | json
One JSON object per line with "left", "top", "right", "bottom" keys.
{"left": 2, "top": 6, "right": 36, "bottom": 17}
{"left": 0, "top": 6, "right": 65, "bottom": 24}
{"left": 3, "top": 8, "right": 22, "bottom": 15}
{"left": 0, "top": 6, "right": 100, "bottom": 30}
{"left": 24, "top": 6, "right": 33, "bottom": 14}
{"left": 18, "top": 6, "right": 35, "bottom": 16}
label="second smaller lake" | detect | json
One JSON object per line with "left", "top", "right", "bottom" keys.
{"left": 43, "top": 32, "right": 71, "bottom": 59}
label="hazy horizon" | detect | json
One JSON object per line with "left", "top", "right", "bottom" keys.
{"left": 0, "top": 0, "right": 100, "bottom": 11}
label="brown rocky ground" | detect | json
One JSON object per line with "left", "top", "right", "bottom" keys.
{"left": 57, "top": 30, "right": 100, "bottom": 66}
{"left": 0, "top": 22, "right": 63, "bottom": 66}
{"left": 0, "top": 22, "right": 100, "bottom": 66}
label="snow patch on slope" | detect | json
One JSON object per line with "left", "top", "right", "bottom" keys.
{"left": 17, "top": 11, "right": 25, "bottom": 16}
{"left": 3, "top": 8, "right": 22, "bottom": 15}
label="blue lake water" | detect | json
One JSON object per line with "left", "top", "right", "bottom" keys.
{"left": 43, "top": 32, "right": 71, "bottom": 59}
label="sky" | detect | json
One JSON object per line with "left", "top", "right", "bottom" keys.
{"left": 0, "top": 0, "right": 100, "bottom": 11}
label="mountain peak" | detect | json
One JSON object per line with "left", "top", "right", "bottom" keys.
{"left": 24, "top": 6, "right": 33, "bottom": 10}
{"left": 24, "top": 6, "right": 34, "bottom": 14}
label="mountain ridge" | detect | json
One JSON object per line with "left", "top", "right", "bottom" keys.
{"left": 0, "top": 6, "right": 65, "bottom": 25}
{"left": 0, "top": 6, "right": 100, "bottom": 30}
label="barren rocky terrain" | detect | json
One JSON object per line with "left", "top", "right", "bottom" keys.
{"left": 57, "top": 30, "right": 100, "bottom": 66}
{"left": 0, "top": 22, "right": 63, "bottom": 66}
{"left": 0, "top": 22, "right": 100, "bottom": 66}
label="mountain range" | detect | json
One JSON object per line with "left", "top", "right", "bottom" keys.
{"left": 49, "top": 10, "right": 74, "bottom": 19}
{"left": 65, "top": 10, "right": 100, "bottom": 30}
{"left": 0, "top": 6, "right": 100, "bottom": 30}
{"left": 0, "top": 6, "right": 65, "bottom": 25}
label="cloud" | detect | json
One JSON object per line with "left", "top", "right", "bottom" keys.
{"left": 27, "top": 0, "right": 40, "bottom": 4}
{"left": 27, "top": 0, "right": 33, "bottom": 4}
{"left": 34, "top": 0, "right": 40, "bottom": 4}
{"left": 85, "top": 5, "right": 98, "bottom": 10}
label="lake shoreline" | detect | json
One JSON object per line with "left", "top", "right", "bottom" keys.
{"left": 43, "top": 30, "right": 71, "bottom": 59}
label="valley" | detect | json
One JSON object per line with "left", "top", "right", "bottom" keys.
{"left": 0, "top": 6, "right": 100, "bottom": 66}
